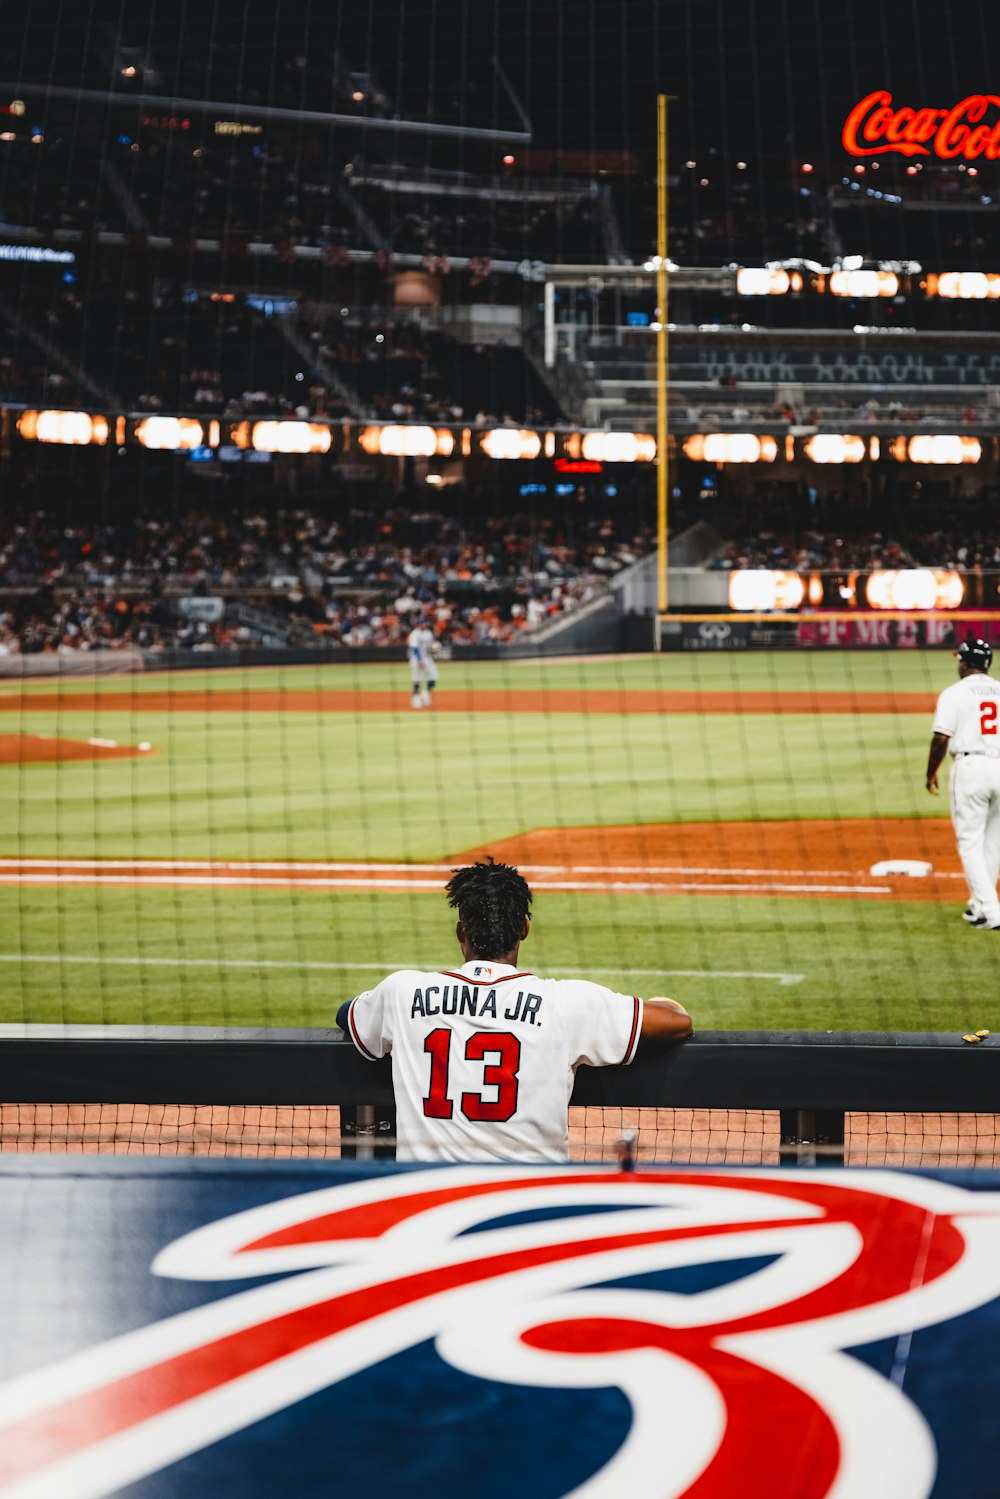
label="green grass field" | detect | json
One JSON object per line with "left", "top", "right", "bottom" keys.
{"left": 2, "top": 650, "right": 994, "bottom": 1032}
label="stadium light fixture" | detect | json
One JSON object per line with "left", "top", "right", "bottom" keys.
{"left": 358, "top": 426, "right": 455, "bottom": 458}
{"left": 580, "top": 432, "right": 656, "bottom": 463}
{"left": 925, "top": 271, "right": 1000, "bottom": 299}
{"left": 728, "top": 570, "right": 805, "bottom": 612}
{"left": 802, "top": 434, "right": 867, "bottom": 464}
{"left": 890, "top": 435, "right": 982, "bottom": 464}
{"left": 17, "top": 410, "right": 109, "bottom": 445}
{"left": 865, "top": 570, "right": 964, "bottom": 610}
{"left": 737, "top": 267, "right": 791, "bottom": 295}
{"left": 683, "top": 434, "right": 778, "bottom": 464}
{"left": 479, "top": 429, "right": 542, "bottom": 460}
{"left": 134, "top": 417, "right": 205, "bottom": 450}
{"left": 829, "top": 269, "right": 899, "bottom": 297}
{"left": 251, "top": 422, "right": 332, "bottom": 455}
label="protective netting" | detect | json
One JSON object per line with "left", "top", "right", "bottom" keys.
{"left": 4, "top": 1, "right": 1000, "bottom": 1101}
{"left": 3, "top": 1104, "right": 999, "bottom": 1166}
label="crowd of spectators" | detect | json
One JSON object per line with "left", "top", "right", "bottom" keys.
{"left": 0, "top": 500, "right": 652, "bottom": 657}
{"left": 1, "top": 288, "right": 558, "bottom": 425}
{"left": 674, "top": 396, "right": 997, "bottom": 429}
{"left": 306, "top": 313, "right": 559, "bottom": 425}
{"left": 712, "top": 528, "right": 1000, "bottom": 572}
{"left": 1, "top": 128, "right": 607, "bottom": 264}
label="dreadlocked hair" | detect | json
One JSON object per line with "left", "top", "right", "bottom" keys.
{"left": 445, "top": 857, "right": 533, "bottom": 959}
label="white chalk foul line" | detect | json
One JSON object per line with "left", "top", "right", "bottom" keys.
{"left": 0, "top": 873, "right": 892, "bottom": 895}
{"left": 0, "top": 858, "right": 959, "bottom": 879}
{"left": 0, "top": 954, "right": 805, "bottom": 985}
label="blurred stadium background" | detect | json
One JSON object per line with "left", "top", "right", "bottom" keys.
{"left": 2, "top": 0, "right": 1000, "bottom": 1159}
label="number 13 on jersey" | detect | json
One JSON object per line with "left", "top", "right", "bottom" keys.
{"left": 423, "top": 1029, "right": 521, "bottom": 1121}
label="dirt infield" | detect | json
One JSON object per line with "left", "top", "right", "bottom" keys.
{"left": 0, "top": 734, "right": 151, "bottom": 765}
{"left": 0, "top": 818, "right": 965, "bottom": 901}
{"left": 455, "top": 818, "right": 963, "bottom": 903}
{"left": 0, "top": 688, "right": 936, "bottom": 715}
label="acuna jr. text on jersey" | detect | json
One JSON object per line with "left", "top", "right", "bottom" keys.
{"left": 410, "top": 983, "right": 543, "bottom": 1024}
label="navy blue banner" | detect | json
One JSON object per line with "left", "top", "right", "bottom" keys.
{"left": 0, "top": 1157, "right": 998, "bottom": 1498}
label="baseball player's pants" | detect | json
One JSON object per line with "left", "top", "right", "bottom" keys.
{"left": 949, "top": 755, "right": 1000, "bottom": 925}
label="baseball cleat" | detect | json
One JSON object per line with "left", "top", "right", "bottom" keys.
{"left": 962, "top": 908, "right": 985, "bottom": 924}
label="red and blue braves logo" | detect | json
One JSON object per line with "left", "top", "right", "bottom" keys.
{"left": 0, "top": 1165, "right": 999, "bottom": 1497}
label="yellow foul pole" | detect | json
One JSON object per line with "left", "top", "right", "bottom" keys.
{"left": 656, "top": 93, "right": 670, "bottom": 617}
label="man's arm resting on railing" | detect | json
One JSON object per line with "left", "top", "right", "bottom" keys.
{"left": 640, "top": 997, "right": 693, "bottom": 1044}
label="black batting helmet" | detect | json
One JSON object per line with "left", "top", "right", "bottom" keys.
{"left": 956, "top": 636, "right": 993, "bottom": 671}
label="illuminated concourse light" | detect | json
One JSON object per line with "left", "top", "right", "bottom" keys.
{"left": 807, "top": 574, "right": 824, "bottom": 606}
{"left": 251, "top": 421, "right": 332, "bottom": 454}
{"left": 933, "top": 571, "right": 965, "bottom": 609}
{"left": 728, "top": 570, "right": 803, "bottom": 612}
{"left": 863, "top": 570, "right": 964, "bottom": 610}
{"left": 736, "top": 267, "right": 791, "bottom": 296}
{"left": 134, "top": 417, "right": 205, "bottom": 450}
{"left": 772, "top": 572, "right": 806, "bottom": 610}
{"left": 479, "top": 428, "right": 542, "bottom": 460}
{"left": 17, "top": 410, "right": 108, "bottom": 445}
{"left": 683, "top": 433, "right": 778, "bottom": 464}
{"left": 730, "top": 571, "right": 777, "bottom": 612}
{"left": 906, "top": 435, "right": 981, "bottom": 465}
{"left": 357, "top": 425, "right": 455, "bottom": 458}
{"left": 580, "top": 431, "right": 656, "bottom": 463}
{"left": 889, "top": 570, "right": 938, "bottom": 611}
{"left": 931, "top": 271, "right": 1000, "bottom": 299}
{"left": 803, "top": 434, "right": 867, "bottom": 464}
{"left": 864, "top": 572, "right": 896, "bottom": 610}
{"left": 829, "top": 269, "right": 898, "bottom": 298}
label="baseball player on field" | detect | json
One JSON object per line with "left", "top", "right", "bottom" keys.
{"left": 926, "top": 636, "right": 1000, "bottom": 929}
{"left": 338, "top": 857, "right": 692, "bottom": 1162}
{"left": 406, "top": 618, "right": 438, "bottom": 709}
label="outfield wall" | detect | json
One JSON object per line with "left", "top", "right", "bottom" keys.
{"left": 651, "top": 614, "right": 1000, "bottom": 653}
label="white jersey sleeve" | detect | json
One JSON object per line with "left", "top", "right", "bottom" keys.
{"left": 346, "top": 979, "right": 394, "bottom": 1060}
{"left": 556, "top": 980, "right": 643, "bottom": 1068}
{"left": 932, "top": 684, "right": 961, "bottom": 738}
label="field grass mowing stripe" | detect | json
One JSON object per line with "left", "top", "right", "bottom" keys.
{"left": 0, "top": 954, "right": 805, "bottom": 985}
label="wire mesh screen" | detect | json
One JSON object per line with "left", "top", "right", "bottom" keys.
{"left": 3, "top": 1102, "right": 999, "bottom": 1168}
{"left": 3, "top": 0, "right": 1000, "bottom": 1131}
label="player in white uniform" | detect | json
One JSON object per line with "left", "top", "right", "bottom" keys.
{"left": 926, "top": 636, "right": 1000, "bottom": 929}
{"left": 406, "top": 620, "right": 438, "bottom": 709}
{"left": 338, "top": 858, "right": 692, "bottom": 1162}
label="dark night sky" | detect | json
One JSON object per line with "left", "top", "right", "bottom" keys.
{"left": 7, "top": 0, "right": 1000, "bottom": 167}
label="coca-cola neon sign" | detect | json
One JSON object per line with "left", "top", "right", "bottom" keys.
{"left": 842, "top": 90, "right": 1000, "bottom": 160}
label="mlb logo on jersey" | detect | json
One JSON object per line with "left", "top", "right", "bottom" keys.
{"left": 1, "top": 1162, "right": 1000, "bottom": 1498}
{"left": 474, "top": 964, "right": 494, "bottom": 977}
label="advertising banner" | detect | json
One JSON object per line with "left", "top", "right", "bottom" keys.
{"left": 0, "top": 1157, "right": 998, "bottom": 1497}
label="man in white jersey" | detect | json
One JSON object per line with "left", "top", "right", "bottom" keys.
{"left": 338, "top": 857, "right": 692, "bottom": 1162}
{"left": 926, "top": 636, "right": 1000, "bottom": 929}
{"left": 406, "top": 618, "right": 438, "bottom": 709}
